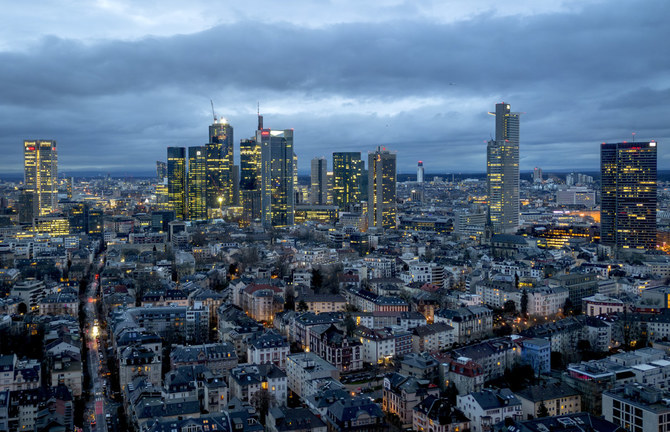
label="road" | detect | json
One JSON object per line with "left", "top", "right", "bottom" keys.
{"left": 83, "top": 259, "right": 111, "bottom": 432}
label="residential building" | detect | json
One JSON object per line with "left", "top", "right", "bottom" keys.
{"left": 514, "top": 383, "right": 581, "bottom": 419}
{"left": 603, "top": 383, "right": 670, "bottom": 432}
{"left": 457, "top": 388, "right": 522, "bottom": 432}
{"left": 229, "top": 364, "right": 287, "bottom": 407}
{"left": 286, "top": 352, "right": 340, "bottom": 398}
{"left": 382, "top": 373, "right": 439, "bottom": 427}
{"left": 435, "top": 306, "right": 493, "bottom": 344}
{"left": 412, "top": 396, "right": 470, "bottom": 432}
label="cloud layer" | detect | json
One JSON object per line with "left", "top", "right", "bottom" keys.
{"left": 0, "top": 0, "right": 668, "bottom": 175}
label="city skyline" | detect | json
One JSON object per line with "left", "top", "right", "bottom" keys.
{"left": 0, "top": 0, "right": 667, "bottom": 175}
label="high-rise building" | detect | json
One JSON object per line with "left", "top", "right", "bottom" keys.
{"left": 156, "top": 161, "right": 167, "bottom": 181}
{"left": 22, "top": 140, "right": 58, "bottom": 223}
{"left": 310, "top": 157, "right": 328, "bottom": 205}
{"left": 601, "top": 141, "right": 657, "bottom": 250}
{"left": 258, "top": 128, "right": 294, "bottom": 227}
{"left": 207, "top": 118, "right": 234, "bottom": 211}
{"left": 533, "top": 167, "right": 542, "bottom": 183}
{"left": 167, "top": 147, "right": 187, "bottom": 220}
{"left": 368, "top": 146, "right": 397, "bottom": 230}
{"left": 417, "top": 161, "right": 424, "bottom": 183}
{"left": 66, "top": 177, "right": 73, "bottom": 200}
{"left": 188, "top": 146, "right": 208, "bottom": 221}
{"left": 332, "top": 152, "right": 363, "bottom": 210}
{"left": 487, "top": 102, "right": 520, "bottom": 234}
{"left": 240, "top": 137, "right": 262, "bottom": 225}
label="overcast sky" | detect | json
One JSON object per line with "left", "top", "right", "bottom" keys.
{"left": 0, "top": 0, "right": 668, "bottom": 176}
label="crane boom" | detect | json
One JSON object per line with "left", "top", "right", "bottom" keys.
{"left": 210, "top": 100, "right": 217, "bottom": 122}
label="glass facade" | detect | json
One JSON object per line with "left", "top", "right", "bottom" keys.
{"left": 333, "top": 152, "right": 363, "bottom": 210}
{"left": 367, "top": 147, "right": 396, "bottom": 230}
{"left": 207, "top": 120, "right": 234, "bottom": 209}
{"left": 22, "top": 140, "right": 58, "bottom": 223}
{"left": 258, "top": 129, "right": 294, "bottom": 227}
{"left": 601, "top": 141, "right": 657, "bottom": 250}
{"left": 167, "top": 147, "right": 187, "bottom": 220}
{"left": 188, "top": 146, "right": 208, "bottom": 221}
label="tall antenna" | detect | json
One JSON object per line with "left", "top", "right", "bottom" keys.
{"left": 210, "top": 99, "right": 217, "bottom": 122}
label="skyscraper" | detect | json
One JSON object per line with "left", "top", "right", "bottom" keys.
{"left": 601, "top": 141, "right": 657, "bottom": 250}
{"left": 167, "top": 147, "right": 187, "bottom": 220}
{"left": 240, "top": 116, "right": 263, "bottom": 226}
{"left": 487, "top": 102, "right": 520, "bottom": 234}
{"left": 258, "top": 128, "right": 294, "bottom": 227}
{"left": 22, "top": 140, "right": 58, "bottom": 223}
{"left": 417, "top": 161, "right": 424, "bottom": 183}
{"left": 332, "top": 152, "right": 363, "bottom": 210}
{"left": 533, "top": 167, "right": 542, "bottom": 183}
{"left": 368, "top": 146, "right": 397, "bottom": 230}
{"left": 310, "top": 157, "right": 328, "bottom": 205}
{"left": 188, "top": 146, "right": 208, "bottom": 221}
{"left": 207, "top": 118, "right": 234, "bottom": 212}
{"left": 156, "top": 161, "right": 167, "bottom": 181}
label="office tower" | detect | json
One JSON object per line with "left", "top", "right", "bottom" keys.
{"left": 310, "top": 157, "right": 328, "bottom": 205}
{"left": 367, "top": 146, "right": 397, "bottom": 230}
{"left": 601, "top": 141, "right": 657, "bottom": 250}
{"left": 156, "top": 161, "right": 167, "bottom": 181}
{"left": 22, "top": 140, "right": 58, "bottom": 223}
{"left": 232, "top": 165, "right": 240, "bottom": 206}
{"left": 486, "top": 102, "right": 520, "bottom": 234}
{"left": 66, "top": 177, "right": 73, "bottom": 199}
{"left": 332, "top": 152, "right": 363, "bottom": 210}
{"left": 207, "top": 118, "right": 234, "bottom": 213}
{"left": 417, "top": 161, "right": 424, "bottom": 183}
{"left": 188, "top": 146, "right": 208, "bottom": 221}
{"left": 87, "top": 208, "right": 104, "bottom": 236}
{"left": 240, "top": 137, "right": 262, "bottom": 225}
{"left": 167, "top": 147, "right": 187, "bottom": 220}
{"left": 293, "top": 152, "right": 299, "bottom": 191}
{"left": 533, "top": 167, "right": 542, "bottom": 183}
{"left": 258, "top": 128, "right": 294, "bottom": 227}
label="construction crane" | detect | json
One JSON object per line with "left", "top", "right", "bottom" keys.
{"left": 210, "top": 99, "right": 217, "bottom": 122}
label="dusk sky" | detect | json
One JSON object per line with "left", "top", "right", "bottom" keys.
{"left": 1, "top": 0, "right": 668, "bottom": 176}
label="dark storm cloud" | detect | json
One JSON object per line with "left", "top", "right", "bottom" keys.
{"left": 0, "top": 0, "right": 668, "bottom": 174}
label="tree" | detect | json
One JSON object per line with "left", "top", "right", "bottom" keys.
{"left": 537, "top": 401, "right": 550, "bottom": 418}
{"left": 311, "top": 268, "right": 324, "bottom": 292}
{"left": 251, "top": 388, "right": 276, "bottom": 424}
{"left": 297, "top": 300, "right": 308, "bottom": 312}
{"left": 17, "top": 302, "right": 27, "bottom": 315}
{"left": 284, "top": 286, "right": 295, "bottom": 311}
{"left": 504, "top": 300, "right": 516, "bottom": 315}
{"left": 514, "top": 273, "right": 520, "bottom": 290}
{"left": 521, "top": 290, "right": 528, "bottom": 317}
{"left": 344, "top": 314, "right": 356, "bottom": 337}
{"left": 563, "top": 298, "right": 574, "bottom": 316}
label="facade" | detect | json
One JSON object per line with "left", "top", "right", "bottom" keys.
{"left": 259, "top": 128, "right": 294, "bottom": 227}
{"left": 601, "top": 141, "right": 657, "bottom": 250}
{"left": 383, "top": 373, "right": 439, "bottom": 427}
{"left": 514, "top": 383, "right": 581, "bottom": 419}
{"left": 411, "top": 323, "right": 455, "bottom": 353}
{"left": 603, "top": 383, "right": 670, "bottom": 432}
{"left": 167, "top": 147, "right": 187, "bottom": 220}
{"left": 311, "top": 157, "right": 329, "bottom": 205}
{"left": 332, "top": 152, "right": 363, "bottom": 210}
{"left": 240, "top": 136, "right": 262, "bottom": 224}
{"left": 207, "top": 118, "right": 234, "bottom": 209}
{"left": 435, "top": 306, "right": 493, "bottom": 344}
{"left": 325, "top": 396, "right": 386, "bottom": 432}
{"left": 416, "top": 161, "right": 424, "bottom": 184}
{"left": 286, "top": 352, "right": 340, "bottom": 398}
{"left": 229, "top": 364, "right": 287, "bottom": 407}
{"left": 247, "top": 331, "right": 290, "bottom": 370}
{"left": 368, "top": 146, "right": 397, "bottom": 230}
{"left": 187, "top": 146, "right": 208, "bottom": 221}
{"left": 22, "top": 140, "right": 58, "bottom": 223}
{"left": 521, "top": 338, "right": 551, "bottom": 375}
{"left": 457, "top": 388, "right": 522, "bottom": 432}
{"left": 487, "top": 102, "right": 520, "bottom": 234}
{"left": 413, "top": 396, "right": 470, "bottom": 432}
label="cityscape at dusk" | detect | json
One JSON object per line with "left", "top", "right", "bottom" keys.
{"left": 0, "top": 2, "right": 669, "bottom": 432}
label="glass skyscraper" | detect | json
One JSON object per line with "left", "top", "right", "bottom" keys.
{"left": 487, "top": 102, "right": 520, "bottom": 234}
{"left": 310, "top": 156, "right": 328, "bottom": 205}
{"left": 207, "top": 119, "right": 234, "bottom": 211}
{"left": 258, "top": 128, "right": 294, "bottom": 227}
{"left": 167, "top": 147, "right": 187, "bottom": 220}
{"left": 22, "top": 140, "right": 58, "bottom": 223}
{"left": 601, "top": 141, "right": 657, "bottom": 250}
{"left": 368, "top": 146, "right": 396, "bottom": 230}
{"left": 188, "top": 146, "right": 208, "bottom": 221}
{"left": 332, "top": 152, "right": 363, "bottom": 210}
